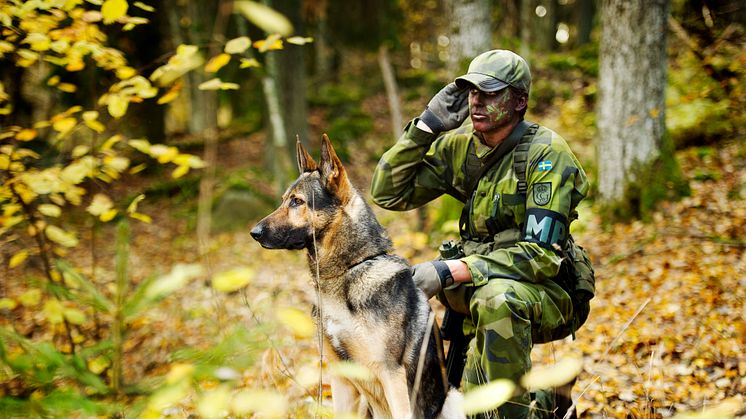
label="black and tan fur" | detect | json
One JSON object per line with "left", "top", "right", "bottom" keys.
{"left": 251, "top": 135, "right": 463, "bottom": 418}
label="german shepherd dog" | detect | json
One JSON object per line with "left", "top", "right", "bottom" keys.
{"left": 251, "top": 135, "right": 463, "bottom": 418}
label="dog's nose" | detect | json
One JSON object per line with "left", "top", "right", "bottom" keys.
{"left": 250, "top": 224, "right": 263, "bottom": 241}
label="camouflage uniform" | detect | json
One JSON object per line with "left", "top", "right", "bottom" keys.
{"left": 371, "top": 113, "right": 589, "bottom": 416}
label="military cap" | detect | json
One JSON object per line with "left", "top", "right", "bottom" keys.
{"left": 455, "top": 49, "right": 531, "bottom": 94}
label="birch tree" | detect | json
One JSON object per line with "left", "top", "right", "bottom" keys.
{"left": 597, "top": 0, "right": 687, "bottom": 219}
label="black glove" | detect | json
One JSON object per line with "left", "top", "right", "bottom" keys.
{"left": 419, "top": 82, "right": 469, "bottom": 133}
{"left": 411, "top": 261, "right": 454, "bottom": 299}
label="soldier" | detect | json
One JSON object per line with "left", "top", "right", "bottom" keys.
{"left": 371, "top": 49, "right": 591, "bottom": 418}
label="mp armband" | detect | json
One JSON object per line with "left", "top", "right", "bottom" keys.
{"left": 523, "top": 208, "right": 569, "bottom": 249}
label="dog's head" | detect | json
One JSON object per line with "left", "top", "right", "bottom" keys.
{"left": 250, "top": 134, "right": 352, "bottom": 250}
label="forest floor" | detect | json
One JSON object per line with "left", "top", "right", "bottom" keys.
{"left": 81, "top": 135, "right": 744, "bottom": 418}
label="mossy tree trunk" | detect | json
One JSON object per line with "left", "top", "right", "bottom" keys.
{"left": 597, "top": 0, "right": 688, "bottom": 221}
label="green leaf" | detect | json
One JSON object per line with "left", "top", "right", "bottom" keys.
{"left": 234, "top": 1, "right": 293, "bottom": 36}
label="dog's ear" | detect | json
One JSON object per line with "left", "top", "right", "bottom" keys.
{"left": 319, "top": 134, "right": 351, "bottom": 202}
{"left": 296, "top": 137, "right": 317, "bottom": 173}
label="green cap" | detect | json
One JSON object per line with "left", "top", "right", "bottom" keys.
{"left": 455, "top": 49, "right": 531, "bottom": 94}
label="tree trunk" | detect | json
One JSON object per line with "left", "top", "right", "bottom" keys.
{"left": 520, "top": 0, "right": 532, "bottom": 59}
{"left": 378, "top": 45, "right": 403, "bottom": 138}
{"left": 272, "top": 0, "right": 310, "bottom": 147}
{"left": 533, "top": 0, "right": 558, "bottom": 51}
{"left": 263, "top": 52, "right": 292, "bottom": 195}
{"left": 447, "top": 0, "right": 492, "bottom": 75}
{"left": 597, "top": 0, "right": 686, "bottom": 219}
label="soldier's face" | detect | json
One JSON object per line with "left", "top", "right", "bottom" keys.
{"left": 469, "top": 87, "right": 525, "bottom": 135}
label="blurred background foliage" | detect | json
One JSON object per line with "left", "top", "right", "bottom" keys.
{"left": 0, "top": 0, "right": 744, "bottom": 417}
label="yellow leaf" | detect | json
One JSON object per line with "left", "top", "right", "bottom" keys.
{"left": 102, "top": 134, "right": 123, "bottom": 151}
{"left": 198, "top": 78, "right": 239, "bottom": 91}
{"left": 116, "top": 66, "right": 137, "bottom": 80}
{"left": 212, "top": 267, "right": 254, "bottom": 292}
{"left": 24, "top": 33, "right": 51, "bottom": 51}
{"left": 149, "top": 144, "right": 178, "bottom": 163}
{"left": 197, "top": 386, "right": 231, "bottom": 419}
{"left": 234, "top": 1, "right": 293, "bottom": 36}
{"left": 157, "top": 84, "right": 181, "bottom": 104}
{"left": 43, "top": 300, "right": 65, "bottom": 324}
{"left": 286, "top": 36, "right": 314, "bottom": 45}
{"left": 107, "top": 94, "right": 129, "bottom": 118}
{"left": 88, "top": 356, "right": 110, "bottom": 374}
{"left": 133, "top": 1, "right": 155, "bottom": 12}
{"left": 52, "top": 117, "right": 76, "bottom": 134}
{"left": 72, "top": 145, "right": 90, "bottom": 158}
{"left": 87, "top": 193, "right": 113, "bottom": 216}
{"left": 63, "top": 308, "right": 86, "bottom": 324}
{"left": 19, "top": 289, "right": 42, "bottom": 307}
{"left": 239, "top": 58, "right": 261, "bottom": 69}
{"left": 0, "top": 297, "right": 17, "bottom": 310}
{"left": 57, "top": 83, "right": 77, "bottom": 93}
{"left": 148, "top": 382, "right": 189, "bottom": 411}
{"left": 15, "top": 129, "right": 37, "bottom": 141}
{"left": 462, "top": 379, "right": 516, "bottom": 415}
{"left": 47, "top": 76, "right": 60, "bottom": 86}
{"left": 38, "top": 204, "right": 61, "bottom": 218}
{"left": 328, "top": 361, "right": 373, "bottom": 381}
{"left": 129, "top": 212, "right": 152, "bottom": 223}
{"left": 128, "top": 138, "right": 151, "bottom": 154}
{"left": 127, "top": 194, "right": 145, "bottom": 213}
{"left": 520, "top": 356, "right": 583, "bottom": 391}
{"left": 166, "top": 363, "right": 195, "bottom": 384}
{"left": 100, "top": 209, "right": 118, "bottom": 222}
{"left": 9, "top": 250, "right": 29, "bottom": 268}
{"left": 253, "top": 35, "right": 283, "bottom": 52}
{"left": 45, "top": 225, "right": 79, "bottom": 247}
{"left": 231, "top": 389, "right": 288, "bottom": 417}
{"left": 205, "top": 53, "right": 231, "bottom": 73}
{"left": 277, "top": 307, "right": 315, "bottom": 338}
{"left": 85, "top": 119, "right": 105, "bottom": 133}
{"left": 145, "top": 264, "right": 204, "bottom": 299}
{"left": 101, "top": 0, "right": 128, "bottom": 24}
{"left": 171, "top": 164, "right": 189, "bottom": 179}
{"left": 225, "top": 36, "right": 251, "bottom": 54}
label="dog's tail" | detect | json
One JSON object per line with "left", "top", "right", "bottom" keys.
{"left": 438, "top": 387, "right": 465, "bottom": 419}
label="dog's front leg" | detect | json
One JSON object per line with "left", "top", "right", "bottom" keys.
{"left": 379, "top": 365, "right": 412, "bottom": 419}
{"left": 331, "top": 376, "right": 360, "bottom": 415}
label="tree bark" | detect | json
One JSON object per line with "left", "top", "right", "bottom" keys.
{"left": 447, "top": 0, "right": 492, "bottom": 75}
{"left": 597, "top": 0, "right": 683, "bottom": 217}
{"left": 263, "top": 52, "right": 292, "bottom": 195}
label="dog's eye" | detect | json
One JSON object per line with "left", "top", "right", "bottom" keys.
{"left": 289, "top": 197, "right": 305, "bottom": 207}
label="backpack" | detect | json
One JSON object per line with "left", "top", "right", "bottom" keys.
{"left": 512, "top": 125, "right": 596, "bottom": 338}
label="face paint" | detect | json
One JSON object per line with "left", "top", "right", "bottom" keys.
{"left": 469, "top": 88, "right": 520, "bottom": 140}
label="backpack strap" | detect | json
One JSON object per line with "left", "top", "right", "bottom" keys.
{"left": 513, "top": 123, "right": 540, "bottom": 196}
{"left": 459, "top": 120, "right": 538, "bottom": 239}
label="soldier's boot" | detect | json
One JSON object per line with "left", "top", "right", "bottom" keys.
{"left": 553, "top": 377, "right": 577, "bottom": 419}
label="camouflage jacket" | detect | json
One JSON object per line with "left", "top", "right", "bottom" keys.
{"left": 370, "top": 118, "right": 590, "bottom": 287}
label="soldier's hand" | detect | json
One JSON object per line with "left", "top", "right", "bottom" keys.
{"left": 419, "top": 82, "right": 469, "bottom": 133}
{"left": 411, "top": 261, "right": 454, "bottom": 299}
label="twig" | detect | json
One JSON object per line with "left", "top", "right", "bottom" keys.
{"left": 308, "top": 186, "right": 325, "bottom": 415}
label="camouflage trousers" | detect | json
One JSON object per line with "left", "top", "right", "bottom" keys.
{"left": 461, "top": 278, "right": 573, "bottom": 419}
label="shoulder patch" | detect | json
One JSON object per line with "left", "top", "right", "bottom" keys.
{"left": 533, "top": 182, "right": 552, "bottom": 206}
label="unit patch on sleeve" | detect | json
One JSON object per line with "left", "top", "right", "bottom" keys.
{"left": 533, "top": 182, "right": 552, "bottom": 206}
